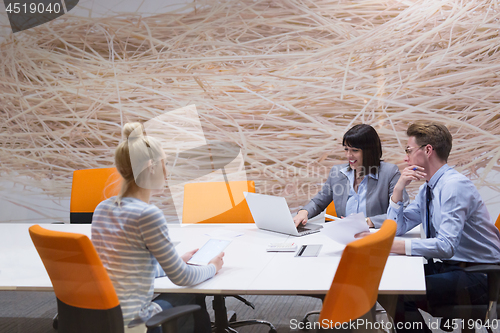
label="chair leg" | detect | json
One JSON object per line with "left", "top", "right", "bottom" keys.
{"left": 52, "top": 313, "right": 58, "bottom": 330}
{"left": 211, "top": 295, "right": 277, "bottom": 333}
{"left": 300, "top": 310, "right": 320, "bottom": 329}
{"left": 229, "top": 319, "right": 276, "bottom": 333}
{"left": 227, "top": 310, "right": 237, "bottom": 322}
{"left": 486, "top": 300, "right": 498, "bottom": 322}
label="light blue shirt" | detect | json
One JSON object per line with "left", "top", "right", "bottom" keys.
{"left": 388, "top": 164, "right": 500, "bottom": 262}
{"left": 341, "top": 167, "right": 378, "bottom": 217}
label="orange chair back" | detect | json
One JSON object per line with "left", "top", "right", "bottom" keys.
{"left": 319, "top": 219, "right": 397, "bottom": 326}
{"left": 183, "top": 181, "right": 255, "bottom": 223}
{"left": 29, "top": 225, "right": 120, "bottom": 310}
{"left": 325, "top": 200, "right": 338, "bottom": 221}
{"left": 495, "top": 213, "right": 500, "bottom": 232}
{"left": 70, "top": 167, "right": 122, "bottom": 223}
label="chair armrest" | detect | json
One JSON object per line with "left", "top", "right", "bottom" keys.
{"left": 464, "top": 265, "right": 500, "bottom": 274}
{"left": 464, "top": 264, "right": 500, "bottom": 308}
{"left": 145, "top": 304, "right": 201, "bottom": 330}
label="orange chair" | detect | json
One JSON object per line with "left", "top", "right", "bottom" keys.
{"left": 70, "top": 167, "right": 122, "bottom": 223}
{"left": 29, "top": 225, "right": 200, "bottom": 333}
{"left": 182, "top": 180, "right": 255, "bottom": 223}
{"left": 325, "top": 201, "right": 338, "bottom": 221}
{"left": 318, "top": 220, "right": 396, "bottom": 329}
{"left": 182, "top": 180, "right": 275, "bottom": 332}
{"left": 300, "top": 220, "right": 396, "bottom": 328}
{"left": 495, "top": 213, "right": 500, "bottom": 232}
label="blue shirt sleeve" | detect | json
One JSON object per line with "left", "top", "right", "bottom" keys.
{"left": 388, "top": 186, "right": 423, "bottom": 237}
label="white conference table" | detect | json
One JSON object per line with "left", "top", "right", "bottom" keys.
{"left": 0, "top": 222, "right": 425, "bottom": 295}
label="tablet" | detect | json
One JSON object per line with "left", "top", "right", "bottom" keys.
{"left": 295, "top": 244, "right": 322, "bottom": 257}
{"left": 187, "top": 239, "right": 231, "bottom": 266}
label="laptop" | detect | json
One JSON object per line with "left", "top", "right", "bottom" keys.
{"left": 244, "top": 192, "right": 323, "bottom": 236}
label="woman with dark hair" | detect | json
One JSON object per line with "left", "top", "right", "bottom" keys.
{"left": 293, "top": 124, "right": 408, "bottom": 228}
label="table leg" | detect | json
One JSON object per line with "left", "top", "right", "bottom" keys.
{"left": 377, "top": 294, "right": 398, "bottom": 322}
{"left": 212, "top": 295, "right": 230, "bottom": 333}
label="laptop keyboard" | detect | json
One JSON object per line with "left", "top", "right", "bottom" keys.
{"left": 297, "top": 226, "right": 315, "bottom": 235}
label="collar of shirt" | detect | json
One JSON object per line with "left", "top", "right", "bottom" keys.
{"left": 426, "top": 164, "right": 451, "bottom": 190}
{"left": 340, "top": 165, "right": 379, "bottom": 181}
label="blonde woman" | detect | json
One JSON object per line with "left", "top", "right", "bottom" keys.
{"left": 91, "top": 122, "right": 223, "bottom": 333}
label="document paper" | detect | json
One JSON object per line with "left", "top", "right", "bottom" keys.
{"left": 320, "top": 213, "right": 369, "bottom": 245}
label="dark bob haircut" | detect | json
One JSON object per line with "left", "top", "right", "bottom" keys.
{"left": 342, "top": 124, "right": 382, "bottom": 175}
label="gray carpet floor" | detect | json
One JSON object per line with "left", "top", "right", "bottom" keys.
{"left": 0, "top": 291, "right": 323, "bottom": 333}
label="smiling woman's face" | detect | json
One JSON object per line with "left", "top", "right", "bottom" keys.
{"left": 344, "top": 146, "right": 363, "bottom": 170}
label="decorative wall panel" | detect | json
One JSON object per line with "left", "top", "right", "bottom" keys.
{"left": 1, "top": 0, "right": 499, "bottom": 221}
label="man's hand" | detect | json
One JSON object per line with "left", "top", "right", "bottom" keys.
{"left": 392, "top": 165, "right": 426, "bottom": 203}
{"left": 391, "top": 240, "right": 406, "bottom": 255}
{"left": 293, "top": 210, "right": 308, "bottom": 227}
{"left": 181, "top": 248, "right": 199, "bottom": 263}
{"left": 209, "top": 252, "right": 225, "bottom": 273}
{"left": 400, "top": 165, "right": 427, "bottom": 186}
{"left": 354, "top": 231, "right": 371, "bottom": 239}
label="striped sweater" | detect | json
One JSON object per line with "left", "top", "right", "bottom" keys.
{"left": 91, "top": 197, "right": 216, "bottom": 326}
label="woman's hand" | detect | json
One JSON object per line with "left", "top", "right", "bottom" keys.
{"left": 293, "top": 210, "right": 308, "bottom": 227}
{"left": 209, "top": 252, "right": 225, "bottom": 273}
{"left": 181, "top": 248, "right": 199, "bottom": 263}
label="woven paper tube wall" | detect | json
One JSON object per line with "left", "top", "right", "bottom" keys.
{"left": 1, "top": 0, "right": 499, "bottom": 221}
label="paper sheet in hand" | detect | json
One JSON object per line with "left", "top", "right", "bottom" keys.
{"left": 321, "top": 213, "right": 369, "bottom": 245}
{"left": 306, "top": 210, "right": 326, "bottom": 224}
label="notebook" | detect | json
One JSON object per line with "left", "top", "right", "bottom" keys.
{"left": 244, "top": 192, "right": 323, "bottom": 236}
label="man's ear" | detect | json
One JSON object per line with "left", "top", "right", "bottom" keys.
{"left": 425, "top": 144, "right": 433, "bottom": 158}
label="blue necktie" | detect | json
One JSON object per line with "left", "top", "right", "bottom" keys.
{"left": 426, "top": 184, "right": 435, "bottom": 270}
{"left": 426, "top": 185, "right": 433, "bottom": 238}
